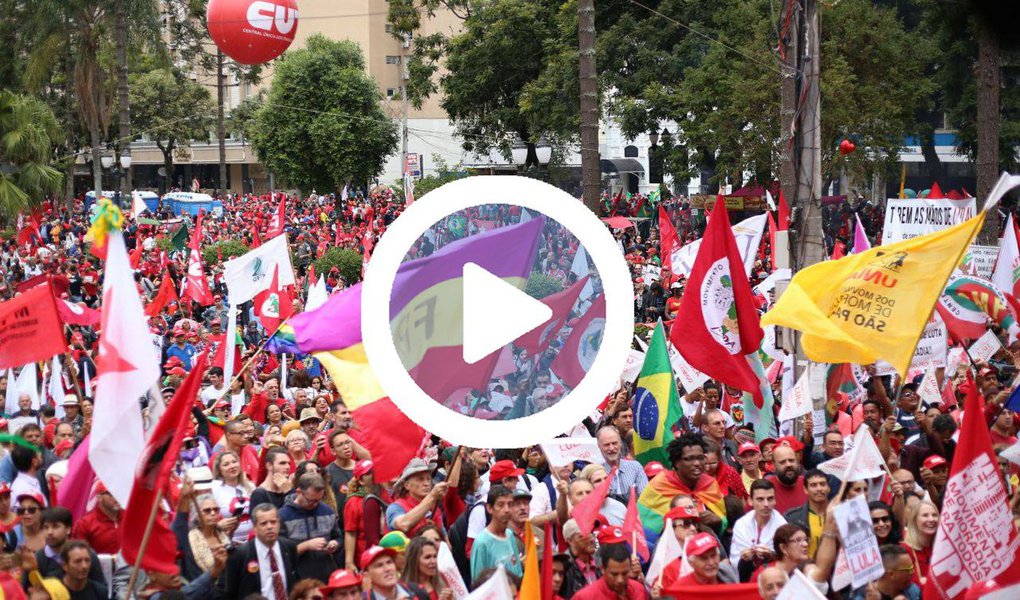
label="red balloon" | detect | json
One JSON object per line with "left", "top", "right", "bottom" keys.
{"left": 207, "top": 0, "right": 298, "bottom": 65}
{"left": 839, "top": 139, "right": 856, "bottom": 156}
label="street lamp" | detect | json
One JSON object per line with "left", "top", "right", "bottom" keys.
{"left": 535, "top": 137, "right": 552, "bottom": 166}
{"left": 511, "top": 139, "right": 529, "bottom": 167}
{"left": 660, "top": 128, "right": 672, "bottom": 146}
{"left": 648, "top": 130, "right": 659, "bottom": 147}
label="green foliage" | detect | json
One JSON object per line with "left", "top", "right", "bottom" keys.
{"left": 0, "top": 229, "right": 15, "bottom": 240}
{"left": 202, "top": 239, "right": 249, "bottom": 267}
{"left": 0, "top": 90, "right": 64, "bottom": 220}
{"left": 633, "top": 323, "right": 652, "bottom": 345}
{"left": 397, "top": 154, "right": 467, "bottom": 199}
{"left": 249, "top": 35, "right": 399, "bottom": 193}
{"left": 525, "top": 272, "right": 564, "bottom": 299}
{"left": 229, "top": 91, "right": 265, "bottom": 141}
{"left": 129, "top": 69, "right": 214, "bottom": 171}
{"left": 315, "top": 247, "right": 364, "bottom": 284}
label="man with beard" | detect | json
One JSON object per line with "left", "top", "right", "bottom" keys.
{"left": 571, "top": 531, "right": 648, "bottom": 600}
{"left": 765, "top": 444, "right": 806, "bottom": 514}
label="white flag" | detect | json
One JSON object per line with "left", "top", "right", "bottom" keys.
{"left": 9, "top": 363, "right": 40, "bottom": 412}
{"left": 670, "top": 213, "right": 767, "bottom": 278}
{"left": 223, "top": 234, "right": 295, "bottom": 304}
{"left": 818, "top": 425, "right": 886, "bottom": 482}
{"left": 777, "top": 569, "right": 827, "bottom": 600}
{"left": 646, "top": 518, "right": 683, "bottom": 585}
{"left": 540, "top": 439, "right": 602, "bottom": 466}
{"left": 48, "top": 356, "right": 66, "bottom": 419}
{"left": 437, "top": 542, "right": 469, "bottom": 600}
{"left": 571, "top": 245, "right": 595, "bottom": 300}
{"left": 89, "top": 231, "right": 161, "bottom": 507}
{"left": 306, "top": 275, "right": 329, "bottom": 311}
{"left": 778, "top": 370, "right": 812, "bottom": 422}
{"left": 464, "top": 565, "right": 514, "bottom": 600}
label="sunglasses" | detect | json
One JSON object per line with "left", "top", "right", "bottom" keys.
{"left": 872, "top": 516, "right": 892, "bottom": 524}
{"left": 676, "top": 519, "right": 699, "bottom": 528}
{"left": 16, "top": 506, "right": 39, "bottom": 515}
{"left": 893, "top": 564, "right": 914, "bottom": 573}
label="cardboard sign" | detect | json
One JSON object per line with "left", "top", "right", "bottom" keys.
{"left": 540, "top": 439, "right": 602, "bottom": 466}
{"left": 883, "top": 197, "right": 977, "bottom": 243}
{"left": 834, "top": 495, "right": 884, "bottom": 588}
{"left": 968, "top": 329, "right": 1003, "bottom": 363}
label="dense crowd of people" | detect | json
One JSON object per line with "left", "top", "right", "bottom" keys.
{"left": 0, "top": 183, "right": 1018, "bottom": 600}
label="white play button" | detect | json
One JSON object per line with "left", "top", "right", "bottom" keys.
{"left": 462, "top": 262, "right": 553, "bottom": 365}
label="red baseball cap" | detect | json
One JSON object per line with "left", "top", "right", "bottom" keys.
{"left": 923, "top": 455, "right": 948, "bottom": 470}
{"left": 16, "top": 491, "right": 46, "bottom": 506}
{"left": 360, "top": 545, "right": 397, "bottom": 569}
{"left": 685, "top": 532, "right": 720, "bottom": 558}
{"left": 596, "top": 525, "right": 627, "bottom": 546}
{"left": 775, "top": 436, "right": 804, "bottom": 452}
{"left": 353, "top": 460, "right": 374, "bottom": 479}
{"left": 664, "top": 505, "right": 700, "bottom": 522}
{"left": 320, "top": 569, "right": 362, "bottom": 594}
{"left": 489, "top": 459, "right": 525, "bottom": 483}
{"left": 0, "top": 482, "right": 10, "bottom": 495}
{"left": 738, "top": 442, "right": 761, "bottom": 456}
{"left": 643, "top": 461, "right": 666, "bottom": 479}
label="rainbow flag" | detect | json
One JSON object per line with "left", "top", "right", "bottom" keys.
{"left": 264, "top": 324, "right": 302, "bottom": 355}
{"left": 638, "top": 470, "right": 726, "bottom": 535}
{"left": 632, "top": 321, "right": 682, "bottom": 466}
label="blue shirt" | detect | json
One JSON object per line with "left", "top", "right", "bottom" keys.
{"left": 166, "top": 343, "right": 197, "bottom": 371}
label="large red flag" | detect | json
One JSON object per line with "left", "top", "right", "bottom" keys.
{"left": 766, "top": 212, "right": 778, "bottom": 269}
{"left": 549, "top": 293, "right": 605, "bottom": 388}
{"left": 924, "top": 375, "right": 1020, "bottom": 599}
{"left": 253, "top": 266, "right": 294, "bottom": 333}
{"left": 670, "top": 199, "right": 764, "bottom": 402}
{"left": 145, "top": 275, "right": 180, "bottom": 317}
{"left": 268, "top": 195, "right": 286, "bottom": 238}
{"left": 658, "top": 206, "right": 681, "bottom": 272}
{"left": 777, "top": 191, "right": 790, "bottom": 230}
{"left": 183, "top": 216, "right": 214, "bottom": 306}
{"left": 622, "top": 487, "right": 649, "bottom": 561}
{"left": 570, "top": 466, "right": 616, "bottom": 537}
{"left": 0, "top": 283, "right": 66, "bottom": 370}
{"left": 56, "top": 298, "right": 102, "bottom": 327}
{"left": 120, "top": 352, "right": 208, "bottom": 576}
{"left": 515, "top": 276, "right": 589, "bottom": 356}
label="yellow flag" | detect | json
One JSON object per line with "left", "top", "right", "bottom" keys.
{"left": 761, "top": 213, "right": 985, "bottom": 375}
{"left": 314, "top": 344, "right": 386, "bottom": 409}
{"left": 519, "top": 521, "right": 540, "bottom": 600}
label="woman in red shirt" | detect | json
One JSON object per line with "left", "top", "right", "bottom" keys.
{"left": 901, "top": 500, "right": 939, "bottom": 587}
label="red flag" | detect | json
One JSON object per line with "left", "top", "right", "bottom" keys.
{"left": 253, "top": 267, "right": 294, "bottom": 333}
{"left": 15, "top": 273, "right": 48, "bottom": 293}
{"left": 777, "top": 191, "right": 790, "bottom": 230}
{"left": 56, "top": 298, "right": 101, "bottom": 327}
{"left": 622, "top": 487, "right": 649, "bottom": 561}
{"left": 0, "top": 283, "right": 66, "bottom": 370}
{"left": 541, "top": 522, "right": 554, "bottom": 600}
{"left": 129, "top": 242, "right": 144, "bottom": 269}
{"left": 183, "top": 216, "right": 214, "bottom": 306}
{"left": 670, "top": 199, "right": 764, "bottom": 402}
{"left": 268, "top": 195, "right": 286, "bottom": 238}
{"left": 120, "top": 352, "right": 207, "bottom": 576}
{"left": 352, "top": 398, "right": 425, "bottom": 483}
{"left": 515, "top": 276, "right": 589, "bottom": 356}
{"left": 570, "top": 466, "right": 616, "bottom": 537}
{"left": 664, "top": 582, "right": 761, "bottom": 599}
{"left": 145, "top": 275, "right": 180, "bottom": 317}
{"left": 658, "top": 206, "right": 681, "bottom": 272}
{"left": 252, "top": 226, "right": 262, "bottom": 249}
{"left": 928, "top": 181, "right": 944, "bottom": 199}
{"left": 830, "top": 240, "right": 846, "bottom": 260}
{"left": 766, "top": 212, "right": 778, "bottom": 269}
{"left": 924, "top": 374, "right": 1020, "bottom": 599}
{"left": 549, "top": 293, "right": 605, "bottom": 388}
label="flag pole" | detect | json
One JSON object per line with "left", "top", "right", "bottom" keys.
{"left": 124, "top": 488, "right": 164, "bottom": 594}
{"left": 223, "top": 318, "right": 290, "bottom": 391}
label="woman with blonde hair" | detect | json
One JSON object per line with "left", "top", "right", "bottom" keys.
{"left": 901, "top": 499, "right": 939, "bottom": 587}
{"left": 211, "top": 450, "right": 256, "bottom": 544}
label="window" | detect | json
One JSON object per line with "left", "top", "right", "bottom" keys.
{"left": 386, "top": 88, "right": 397, "bottom": 99}
{"left": 623, "top": 145, "right": 639, "bottom": 158}
{"left": 386, "top": 55, "right": 401, "bottom": 64}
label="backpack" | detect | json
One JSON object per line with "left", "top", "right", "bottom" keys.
{"left": 447, "top": 501, "right": 488, "bottom": 587}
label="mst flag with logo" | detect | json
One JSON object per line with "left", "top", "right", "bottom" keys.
{"left": 183, "top": 215, "right": 214, "bottom": 306}
{"left": 670, "top": 199, "right": 764, "bottom": 402}
{"left": 253, "top": 266, "right": 294, "bottom": 333}
{"left": 550, "top": 293, "right": 605, "bottom": 389}
{"left": 223, "top": 234, "right": 295, "bottom": 304}
{"left": 515, "top": 276, "right": 589, "bottom": 356}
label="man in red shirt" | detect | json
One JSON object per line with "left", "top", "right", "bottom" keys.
{"left": 70, "top": 482, "right": 121, "bottom": 554}
{"left": 572, "top": 527, "right": 648, "bottom": 600}
{"left": 672, "top": 533, "right": 723, "bottom": 586}
{"left": 766, "top": 443, "right": 807, "bottom": 514}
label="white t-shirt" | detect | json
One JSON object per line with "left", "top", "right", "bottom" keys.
{"left": 211, "top": 481, "right": 254, "bottom": 544}
{"left": 200, "top": 384, "right": 227, "bottom": 405}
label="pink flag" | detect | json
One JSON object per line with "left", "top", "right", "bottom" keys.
{"left": 58, "top": 434, "right": 98, "bottom": 519}
{"left": 851, "top": 213, "right": 870, "bottom": 255}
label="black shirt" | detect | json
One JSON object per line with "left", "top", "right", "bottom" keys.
{"left": 68, "top": 580, "right": 108, "bottom": 600}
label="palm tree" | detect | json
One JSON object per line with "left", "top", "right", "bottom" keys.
{"left": 0, "top": 90, "right": 63, "bottom": 222}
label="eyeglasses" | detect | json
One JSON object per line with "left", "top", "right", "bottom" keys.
{"left": 16, "top": 507, "right": 39, "bottom": 515}
{"left": 201, "top": 507, "right": 220, "bottom": 515}
{"left": 872, "top": 516, "right": 892, "bottom": 524}
{"left": 309, "top": 596, "right": 324, "bottom": 600}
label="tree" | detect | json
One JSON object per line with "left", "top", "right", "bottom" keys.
{"left": 129, "top": 69, "right": 214, "bottom": 194}
{"left": 0, "top": 91, "right": 64, "bottom": 221}
{"left": 248, "top": 35, "right": 398, "bottom": 193}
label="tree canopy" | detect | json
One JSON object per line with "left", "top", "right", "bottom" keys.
{"left": 248, "top": 35, "right": 399, "bottom": 192}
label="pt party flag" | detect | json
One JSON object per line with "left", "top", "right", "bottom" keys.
{"left": 631, "top": 320, "right": 681, "bottom": 466}
{"left": 670, "top": 198, "right": 764, "bottom": 403}
{"left": 762, "top": 213, "right": 985, "bottom": 377}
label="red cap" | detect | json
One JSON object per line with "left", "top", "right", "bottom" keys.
{"left": 738, "top": 442, "right": 761, "bottom": 456}
{"left": 54, "top": 440, "right": 74, "bottom": 456}
{"left": 320, "top": 569, "right": 362, "bottom": 594}
{"left": 923, "top": 455, "right": 948, "bottom": 470}
{"left": 664, "top": 505, "right": 700, "bottom": 522}
{"left": 596, "top": 525, "right": 627, "bottom": 546}
{"left": 0, "top": 417, "right": 8, "bottom": 430}
{"left": 685, "top": 532, "right": 720, "bottom": 558}
{"left": 0, "top": 482, "right": 10, "bottom": 495}
{"left": 353, "top": 460, "right": 374, "bottom": 479}
{"left": 488, "top": 459, "right": 525, "bottom": 483}
{"left": 758, "top": 437, "right": 777, "bottom": 450}
{"left": 213, "top": 399, "right": 230, "bottom": 410}
{"left": 16, "top": 491, "right": 46, "bottom": 506}
{"left": 168, "top": 367, "right": 187, "bottom": 377}
{"left": 95, "top": 481, "right": 108, "bottom": 494}
{"left": 643, "top": 461, "right": 665, "bottom": 479}
{"left": 775, "top": 436, "right": 804, "bottom": 452}
{"left": 359, "top": 545, "right": 396, "bottom": 568}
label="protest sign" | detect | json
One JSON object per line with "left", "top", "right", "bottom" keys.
{"left": 968, "top": 329, "right": 1003, "bottom": 363}
{"left": 874, "top": 313, "right": 947, "bottom": 375}
{"left": 918, "top": 365, "right": 942, "bottom": 407}
{"left": 778, "top": 370, "right": 812, "bottom": 422}
{"left": 776, "top": 569, "right": 827, "bottom": 600}
{"left": 437, "top": 542, "right": 469, "bottom": 600}
{"left": 963, "top": 244, "right": 999, "bottom": 279}
{"left": 834, "top": 495, "right": 884, "bottom": 588}
{"left": 670, "top": 345, "right": 710, "bottom": 392}
{"left": 670, "top": 213, "right": 766, "bottom": 277}
{"left": 882, "top": 196, "right": 976, "bottom": 243}
{"left": 621, "top": 348, "right": 646, "bottom": 383}
{"left": 540, "top": 439, "right": 602, "bottom": 466}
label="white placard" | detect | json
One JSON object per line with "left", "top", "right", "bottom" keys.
{"left": 670, "top": 346, "right": 710, "bottom": 392}
{"left": 437, "top": 541, "right": 470, "bottom": 600}
{"left": 670, "top": 213, "right": 767, "bottom": 278}
{"left": 778, "top": 371, "right": 812, "bottom": 422}
{"left": 918, "top": 365, "right": 942, "bottom": 408}
{"left": 621, "top": 349, "right": 646, "bottom": 383}
{"left": 882, "top": 196, "right": 977, "bottom": 244}
{"left": 540, "top": 439, "right": 602, "bottom": 466}
{"left": 965, "top": 244, "right": 1000, "bottom": 279}
{"left": 834, "top": 495, "right": 884, "bottom": 588}
{"left": 968, "top": 329, "right": 1004, "bottom": 363}
{"left": 776, "top": 569, "right": 827, "bottom": 600}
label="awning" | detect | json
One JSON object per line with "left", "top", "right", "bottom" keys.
{"left": 600, "top": 158, "right": 645, "bottom": 175}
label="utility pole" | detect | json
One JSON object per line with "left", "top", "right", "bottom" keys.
{"left": 578, "top": 0, "right": 600, "bottom": 213}
{"left": 778, "top": 0, "right": 798, "bottom": 205}
{"left": 216, "top": 50, "right": 227, "bottom": 198}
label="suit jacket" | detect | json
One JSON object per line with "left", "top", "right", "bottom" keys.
{"left": 214, "top": 538, "right": 299, "bottom": 600}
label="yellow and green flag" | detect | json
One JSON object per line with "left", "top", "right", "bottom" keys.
{"left": 761, "top": 212, "right": 985, "bottom": 376}
{"left": 632, "top": 321, "right": 682, "bottom": 466}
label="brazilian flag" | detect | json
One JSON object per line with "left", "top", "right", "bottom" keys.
{"left": 632, "top": 321, "right": 682, "bottom": 466}
{"left": 448, "top": 214, "right": 468, "bottom": 239}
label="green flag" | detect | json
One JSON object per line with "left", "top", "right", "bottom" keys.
{"left": 632, "top": 321, "right": 682, "bottom": 466}
{"left": 170, "top": 224, "right": 189, "bottom": 251}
